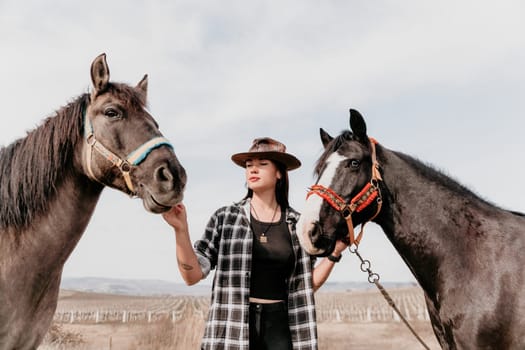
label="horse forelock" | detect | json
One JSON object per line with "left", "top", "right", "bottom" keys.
{"left": 315, "top": 130, "right": 370, "bottom": 176}
{"left": 315, "top": 130, "right": 352, "bottom": 176}
{"left": 107, "top": 83, "right": 148, "bottom": 110}
{"left": 0, "top": 94, "right": 88, "bottom": 231}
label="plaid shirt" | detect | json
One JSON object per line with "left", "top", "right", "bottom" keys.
{"left": 194, "top": 198, "right": 318, "bottom": 350}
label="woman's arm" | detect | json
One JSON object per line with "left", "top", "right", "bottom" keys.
{"left": 162, "top": 204, "right": 204, "bottom": 286}
{"left": 311, "top": 240, "right": 348, "bottom": 292}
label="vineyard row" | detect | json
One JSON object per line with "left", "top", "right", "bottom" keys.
{"left": 53, "top": 302, "right": 430, "bottom": 324}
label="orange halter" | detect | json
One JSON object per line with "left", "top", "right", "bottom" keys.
{"left": 306, "top": 138, "right": 383, "bottom": 247}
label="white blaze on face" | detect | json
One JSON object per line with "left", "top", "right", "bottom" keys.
{"left": 297, "top": 152, "right": 346, "bottom": 254}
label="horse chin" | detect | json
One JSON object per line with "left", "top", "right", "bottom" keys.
{"left": 142, "top": 193, "right": 182, "bottom": 214}
{"left": 311, "top": 238, "right": 335, "bottom": 257}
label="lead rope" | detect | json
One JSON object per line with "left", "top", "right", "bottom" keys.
{"left": 349, "top": 244, "right": 431, "bottom": 350}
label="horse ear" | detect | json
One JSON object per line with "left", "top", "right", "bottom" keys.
{"left": 320, "top": 128, "right": 333, "bottom": 149}
{"left": 90, "top": 53, "right": 110, "bottom": 96}
{"left": 349, "top": 109, "right": 367, "bottom": 138}
{"left": 136, "top": 74, "right": 148, "bottom": 96}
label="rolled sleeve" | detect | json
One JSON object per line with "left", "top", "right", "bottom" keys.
{"left": 196, "top": 251, "right": 212, "bottom": 278}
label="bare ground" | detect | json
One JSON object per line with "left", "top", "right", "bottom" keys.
{"left": 318, "top": 322, "right": 441, "bottom": 350}
{"left": 40, "top": 320, "right": 441, "bottom": 350}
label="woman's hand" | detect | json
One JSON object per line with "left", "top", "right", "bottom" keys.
{"left": 162, "top": 203, "right": 189, "bottom": 232}
{"left": 332, "top": 239, "right": 349, "bottom": 257}
{"left": 312, "top": 238, "right": 350, "bottom": 292}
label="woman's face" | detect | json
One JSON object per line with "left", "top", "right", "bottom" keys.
{"left": 245, "top": 158, "right": 281, "bottom": 193}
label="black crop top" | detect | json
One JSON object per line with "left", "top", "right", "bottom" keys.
{"left": 250, "top": 213, "right": 295, "bottom": 300}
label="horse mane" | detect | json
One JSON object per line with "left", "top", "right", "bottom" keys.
{"left": 392, "top": 150, "right": 498, "bottom": 209}
{"left": 0, "top": 94, "right": 89, "bottom": 231}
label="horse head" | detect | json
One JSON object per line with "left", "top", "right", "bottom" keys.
{"left": 297, "top": 109, "right": 382, "bottom": 256}
{"left": 81, "top": 53, "right": 186, "bottom": 213}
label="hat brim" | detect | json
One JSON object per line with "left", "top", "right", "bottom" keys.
{"left": 231, "top": 151, "right": 301, "bottom": 171}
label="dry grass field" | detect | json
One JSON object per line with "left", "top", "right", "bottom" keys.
{"left": 39, "top": 287, "right": 441, "bottom": 350}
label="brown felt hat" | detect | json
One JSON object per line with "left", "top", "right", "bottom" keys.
{"left": 231, "top": 137, "right": 301, "bottom": 171}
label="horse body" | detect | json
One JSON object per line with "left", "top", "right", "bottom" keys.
{"left": 377, "top": 147, "right": 525, "bottom": 349}
{"left": 297, "top": 109, "right": 525, "bottom": 349}
{"left": 0, "top": 54, "right": 186, "bottom": 349}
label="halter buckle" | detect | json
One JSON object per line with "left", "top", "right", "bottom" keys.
{"left": 341, "top": 207, "right": 352, "bottom": 219}
{"left": 86, "top": 134, "right": 97, "bottom": 146}
{"left": 120, "top": 161, "right": 131, "bottom": 173}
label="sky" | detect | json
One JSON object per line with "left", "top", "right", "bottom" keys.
{"left": 1, "top": 0, "right": 524, "bottom": 286}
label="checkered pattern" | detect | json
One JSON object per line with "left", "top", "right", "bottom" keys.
{"left": 194, "top": 199, "right": 318, "bottom": 350}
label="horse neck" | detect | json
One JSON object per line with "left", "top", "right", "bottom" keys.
{"left": 373, "top": 146, "right": 496, "bottom": 294}
{"left": 27, "top": 173, "right": 102, "bottom": 262}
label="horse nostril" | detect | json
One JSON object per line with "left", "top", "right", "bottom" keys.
{"left": 310, "top": 222, "right": 323, "bottom": 242}
{"left": 152, "top": 163, "right": 186, "bottom": 194}
{"left": 155, "top": 165, "right": 174, "bottom": 183}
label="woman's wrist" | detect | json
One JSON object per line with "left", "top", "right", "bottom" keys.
{"left": 327, "top": 253, "right": 342, "bottom": 263}
{"left": 174, "top": 227, "right": 191, "bottom": 241}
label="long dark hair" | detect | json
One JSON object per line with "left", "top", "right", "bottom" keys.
{"left": 243, "top": 160, "right": 290, "bottom": 209}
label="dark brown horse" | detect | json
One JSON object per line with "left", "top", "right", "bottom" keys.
{"left": 0, "top": 54, "right": 186, "bottom": 349}
{"left": 297, "top": 109, "right": 525, "bottom": 349}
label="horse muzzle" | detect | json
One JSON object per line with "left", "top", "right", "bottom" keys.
{"left": 308, "top": 222, "right": 337, "bottom": 257}
{"left": 137, "top": 160, "right": 187, "bottom": 214}
{"left": 297, "top": 219, "right": 336, "bottom": 257}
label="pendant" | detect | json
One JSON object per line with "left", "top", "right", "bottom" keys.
{"left": 260, "top": 234, "right": 268, "bottom": 243}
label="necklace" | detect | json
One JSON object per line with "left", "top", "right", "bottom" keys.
{"left": 250, "top": 203, "right": 278, "bottom": 243}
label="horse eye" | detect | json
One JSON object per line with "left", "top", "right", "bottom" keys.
{"left": 348, "top": 159, "right": 360, "bottom": 168}
{"left": 104, "top": 108, "right": 121, "bottom": 119}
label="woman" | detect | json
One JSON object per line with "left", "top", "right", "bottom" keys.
{"left": 163, "top": 137, "right": 347, "bottom": 350}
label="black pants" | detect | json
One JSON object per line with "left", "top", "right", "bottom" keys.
{"left": 249, "top": 302, "right": 293, "bottom": 350}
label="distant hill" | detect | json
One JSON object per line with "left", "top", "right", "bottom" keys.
{"left": 61, "top": 277, "right": 417, "bottom": 296}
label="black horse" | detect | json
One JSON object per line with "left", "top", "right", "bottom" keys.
{"left": 297, "top": 109, "right": 525, "bottom": 349}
